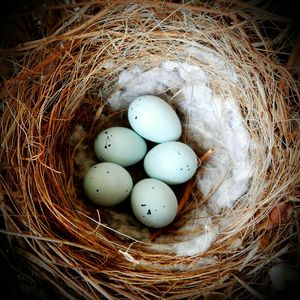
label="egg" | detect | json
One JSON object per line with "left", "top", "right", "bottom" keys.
{"left": 94, "top": 127, "right": 147, "bottom": 167}
{"left": 144, "top": 141, "right": 198, "bottom": 184}
{"left": 131, "top": 178, "right": 178, "bottom": 228}
{"left": 83, "top": 162, "right": 133, "bottom": 206}
{"left": 128, "top": 95, "right": 182, "bottom": 143}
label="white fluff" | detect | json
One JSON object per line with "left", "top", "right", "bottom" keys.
{"left": 151, "top": 225, "right": 219, "bottom": 257}
{"left": 107, "top": 45, "right": 254, "bottom": 256}
{"left": 170, "top": 225, "right": 219, "bottom": 256}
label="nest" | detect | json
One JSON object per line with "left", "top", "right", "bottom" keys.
{"left": 0, "top": 1, "right": 299, "bottom": 299}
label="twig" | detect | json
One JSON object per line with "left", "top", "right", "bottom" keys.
{"left": 150, "top": 149, "right": 213, "bottom": 241}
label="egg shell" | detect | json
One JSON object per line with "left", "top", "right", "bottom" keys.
{"left": 131, "top": 178, "right": 178, "bottom": 228}
{"left": 94, "top": 127, "right": 147, "bottom": 167}
{"left": 144, "top": 141, "right": 198, "bottom": 184}
{"left": 128, "top": 95, "right": 182, "bottom": 143}
{"left": 83, "top": 162, "right": 133, "bottom": 206}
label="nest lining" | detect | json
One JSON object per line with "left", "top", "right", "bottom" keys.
{"left": 0, "top": 1, "right": 299, "bottom": 299}
{"left": 96, "top": 47, "right": 254, "bottom": 255}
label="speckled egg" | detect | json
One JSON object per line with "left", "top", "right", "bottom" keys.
{"left": 128, "top": 95, "right": 182, "bottom": 143}
{"left": 144, "top": 141, "right": 198, "bottom": 184}
{"left": 131, "top": 178, "right": 178, "bottom": 228}
{"left": 94, "top": 127, "right": 147, "bottom": 167}
{"left": 83, "top": 162, "right": 133, "bottom": 206}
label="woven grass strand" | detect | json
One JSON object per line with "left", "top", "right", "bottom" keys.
{"left": 0, "top": 1, "right": 299, "bottom": 299}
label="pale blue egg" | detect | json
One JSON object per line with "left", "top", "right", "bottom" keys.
{"left": 128, "top": 95, "right": 182, "bottom": 143}
{"left": 131, "top": 178, "right": 178, "bottom": 228}
{"left": 83, "top": 162, "right": 133, "bottom": 206}
{"left": 94, "top": 127, "right": 147, "bottom": 167}
{"left": 144, "top": 141, "right": 198, "bottom": 184}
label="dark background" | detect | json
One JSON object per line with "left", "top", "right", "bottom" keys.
{"left": 0, "top": 0, "right": 299, "bottom": 49}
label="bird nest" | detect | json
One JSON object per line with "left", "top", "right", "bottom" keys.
{"left": 0, "top": 1, "right": 299, "bottom": 299}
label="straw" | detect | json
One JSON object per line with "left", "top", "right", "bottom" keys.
{"left": 0, "top": 1, "right": 299, "bottom": 299}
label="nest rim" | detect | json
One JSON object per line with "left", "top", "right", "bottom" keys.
{"left": 0, "top": 1, "right": 299, "bottom": 299}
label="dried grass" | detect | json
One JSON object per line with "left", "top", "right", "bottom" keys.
{"left": 0, "top": 1, "right": 299, "bottom": 299}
